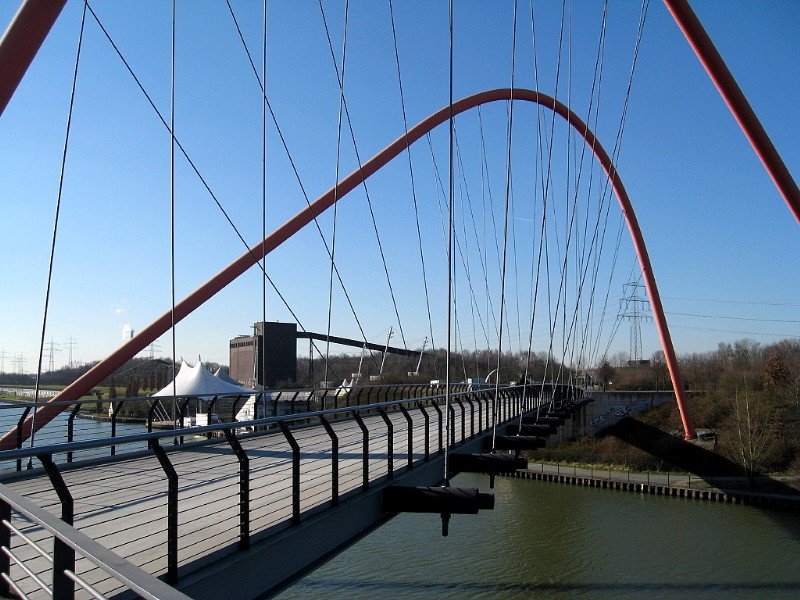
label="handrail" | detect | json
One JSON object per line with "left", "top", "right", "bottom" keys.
{"left": 0, "top": 482, "right": 190, "bottom": 600}
{"left": 0, "top": 381, "right": 458, "bottom": 412}
{"left": 0, "top": 385, "right": 529, "bottom": 462}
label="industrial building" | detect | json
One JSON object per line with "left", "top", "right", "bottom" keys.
{"left": 229, "top": 322, "right": 298, "bottom": 388}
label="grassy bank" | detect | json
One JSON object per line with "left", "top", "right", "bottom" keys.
{"left": 527, "top": 389, "right": 800, "bottom": 479}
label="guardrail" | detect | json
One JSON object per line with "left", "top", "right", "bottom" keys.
{"left": 0, "top": 382, "right": 583, "bottom": 596}
{"left": 0, "top": 382, "right": 504, "bottom": 470}
{"left": 0, "top": 481, "right": 190, "bottom": 600}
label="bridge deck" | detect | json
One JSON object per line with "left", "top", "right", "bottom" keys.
{"left": 0, "top": 398, "right": 504, "bottom": 599}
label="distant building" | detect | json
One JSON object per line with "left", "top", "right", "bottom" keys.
{"left": 627, "top": 359, "right": 651, "bottom": 367}
{"left": 229, "top": 322, "right": 297, "bottom": 388}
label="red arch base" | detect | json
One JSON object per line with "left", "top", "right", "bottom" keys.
{"left": 0, "top": 88, "right": 695, "bottom": 450}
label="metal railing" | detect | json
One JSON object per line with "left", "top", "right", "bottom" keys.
{"left": 0, "top": 481, "right": 190, "bottom": 600}
{"left": 0, "top": 383, "right": 584, "bottom": 596}
{"left": 0, "top": 382, "right": 509, "bottom": 470}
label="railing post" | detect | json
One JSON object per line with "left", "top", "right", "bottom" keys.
{"left": 289, "top": 391, "right": 300, "bottom": 415}
{"left": 415, "top": 401, "right": 430, "bottom": 462}
{"left": 111, "top": 400, "right": 125, "bottom": 456}
{"left": 147, "top": 399, "right": 161, "bottom": 439}
{"left": 15, "top": 407, "right": 30, "bottom": 472}
{"left": 465, "top": 397, "right": 475, "bottom": 438}
{"left": 319, "top": 416, "right": 339, "bottom": 506}
{"left": 278, "top": 422, "right": 301, "bottom": 524}
{"left": 66, "top": 403, "right": 81, "bottom": 463}
{"left": 0, "top": 498, "right": 9, "bottom": 597}
{"left": 343, "top": 387, "right": 352, "bottom": 409}
{"left": 454, "top": 398, "right": 466, "bottom": 443}
{"left": 448, "top": 404, "right": 456, "bottom": 447}
{"left": 378, "top": 409, "right": 393, "bottom": 480}
{"left": 272, "top": 391, "right": 282, "bottom": 417}
{"left": 39, "top": 454, "right": 74, "bottom": 600}
{"left": 151, "top": 441, "right": 178, "bottom": 584}
{"left": 205, "top": 396, "right": 218, "bottom": 438}
{"left": 398, "top": 404, "right": 413, "bottom": 470}
{"left": 432, "top": 401, "right": 443, "bottom": 455}
{"left": 223, "top": 429, "right": 249, "bottom": 550}
{"left": 231, "top": 394, "right": 243, "bottom": 422}
{"left": 352, "top": 412, "right": 369, "bottom": 490}
{"left": 178, "top": 398, "right": 190, "bottom": 445}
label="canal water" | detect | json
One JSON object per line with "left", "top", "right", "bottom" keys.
{"left": 277, "top": 472, "right": 800, "bottom": 599}
{"left": 0, "top": 402, "right": 148, "bottom": 472}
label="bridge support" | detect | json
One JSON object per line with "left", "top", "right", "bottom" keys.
{"left": 381, "top": 486, "right": 494, "bottom": 537}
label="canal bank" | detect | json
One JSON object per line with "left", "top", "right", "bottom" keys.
{"left": 506, "top": 464, "right": 800, "bottom": 510}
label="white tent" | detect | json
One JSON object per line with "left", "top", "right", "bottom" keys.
{"left": 213, "top": 367, "right": 241, "bottom": 386}
{"left": 154, "top": 360, "right": 253, "bottom": 398}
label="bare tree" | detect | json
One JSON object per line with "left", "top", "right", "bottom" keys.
{"left": 724, "top": 388, "right": 777, "bottom": 479}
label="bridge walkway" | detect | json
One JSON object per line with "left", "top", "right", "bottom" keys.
{"left": 0, "top": 394, "right": 512, "bottom": 598}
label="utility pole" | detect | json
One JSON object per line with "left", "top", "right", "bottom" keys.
{"left": 15, "top": 353, "right": 26, "bottom": 375}
{"left": 44, "top": 338, "right": 60, "bottom": 372}
{"left": 147, "top": 341, "right": 161, "bottom": 360}
{"left": 409, "top": 336, "right": 428, "bottom": 376}
{"left": 379, "top": 326, "right": 393, "bottom": 376}
{"left": 620, "top": 282, "right": 651, "bottom": 363}
{"left": 0, "top": 348, "right": 8, "bottom": 373}
{"left": 64, "top": 336, "right": 78, "bottom": 368}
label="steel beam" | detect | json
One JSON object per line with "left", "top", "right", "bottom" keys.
{"left": 0, "top": 0, "right": 67, "bottom": 117}
{"left": 664, "top": 0, "right": 800, "bottom": 224}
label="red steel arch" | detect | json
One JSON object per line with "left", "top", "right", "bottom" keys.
{"left": 0, "top": 88, "right": 695, "bottom": 449}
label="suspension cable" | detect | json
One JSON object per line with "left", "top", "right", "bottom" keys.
{"left": 590, "top": 0, "right": 650, "bottom": 366}
{"left": 491, "top": 0, "right": 518, "bottom": 450}
{"left": 30, "top": 0, "right": 88, "bottom": 452}
{"left": 317, "top": 3, "right": 411, "bottom": 358}
{"left": 388, "top": 0, "right": 437, "bottom": 368}
{"left": 454, "top": 132, "right": 498, "bottom": 344}
{"left": 259, "top": 0, "right": 267, "bottom": 398}
{"left": 224, "top": 0, "right": 380, "bottom": 372}
{"left": 444, "top": 0, "right": 454, "bottom": 485}
{"left": 323, "top": 0, "right": 350, "bottom": 387}
{"left": 426, "top": 130, "right": 493, "bottom": 354}
{"left": 533, "top": 0, "right": 567, "bottom": 408}
{"left": 85, "top": 1, "right": 345, "bottom": 385}
{"left": 552, "top": 0, "right": 612, "bottom": 394}
{"left": 169, "top": 0, "right": 177, "bottom": 424}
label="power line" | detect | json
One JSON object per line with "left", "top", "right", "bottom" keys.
{"left": 670, "top": 324, "right": 800, "bottom": 339}
{"left": 663, "top": 296, "right": 800, "bottom": 308}
{"left": 666, "top": 311, "right": 800, "bottom": 324}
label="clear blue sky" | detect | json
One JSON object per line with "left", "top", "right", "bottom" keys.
{"left": 1, "top": 0, "right": 798, "bottom": 373}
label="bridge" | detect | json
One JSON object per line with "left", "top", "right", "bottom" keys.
{"left": 1, "top": 0, "right": 797, "bottom": 598}
{"left": 0, "top": 383, "right": 589, "bottom": 598}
